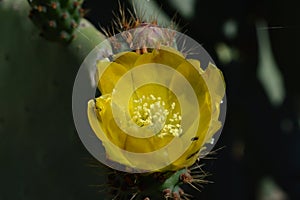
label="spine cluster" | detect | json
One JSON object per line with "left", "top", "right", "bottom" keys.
{"left": 28, "top": 0, "right": 84, "bottom": 44}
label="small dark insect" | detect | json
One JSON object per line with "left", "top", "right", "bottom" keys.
{"left": 191, "top": 137, "right": 199, "bottom": 141}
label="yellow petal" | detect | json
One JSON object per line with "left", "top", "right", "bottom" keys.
{"left": 97, "top": 61, "right": 127, "bottom": 94}
{"left": 187, "top": 59, "right": 204, "bottom": 74}
{"left": 202, "top": 63, "right": 226, "bottom": 141}
{"left": 160, "top": 45, "right": 185, "bottom": 58}
{"left": 87, "top": 97, "right": 131, "bottom": 166}
{"left": 97, "top": 52, "right": 139, "bottom": 94}
{"left": 169, "top": 63, "right": 226, "bottom": 169}
{"left": 114, "top": 51, "right": 139, "bottom": 69}
{"left": 134, "top": 48, "right": 185, "bottom": 68}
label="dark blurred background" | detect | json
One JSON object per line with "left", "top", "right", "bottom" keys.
{"left": 1, "top": 0, "right": 300, "bottom": 199}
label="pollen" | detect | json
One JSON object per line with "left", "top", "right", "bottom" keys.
{"left": 131, "top": 94, "right": 182, "bottom": 137}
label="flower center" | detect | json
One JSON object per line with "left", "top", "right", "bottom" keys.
{"left": 131, "top": 94, "right": 182, "bottom": 138}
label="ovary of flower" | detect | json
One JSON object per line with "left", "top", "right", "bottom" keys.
{"left": 131, "top": 94, "right": 182, "bottom": 138}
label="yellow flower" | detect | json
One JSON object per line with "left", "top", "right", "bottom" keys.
{"left": 87, "top": 46, "right": 225, "bottom": 172}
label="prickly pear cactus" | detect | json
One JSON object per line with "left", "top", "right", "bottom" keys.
{"left": 1, "top": 0, "right": 225, "bottom": 200}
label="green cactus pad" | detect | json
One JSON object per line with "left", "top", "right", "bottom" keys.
{"left": 28, "top": 0, "right": 84, "bottom": 44}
